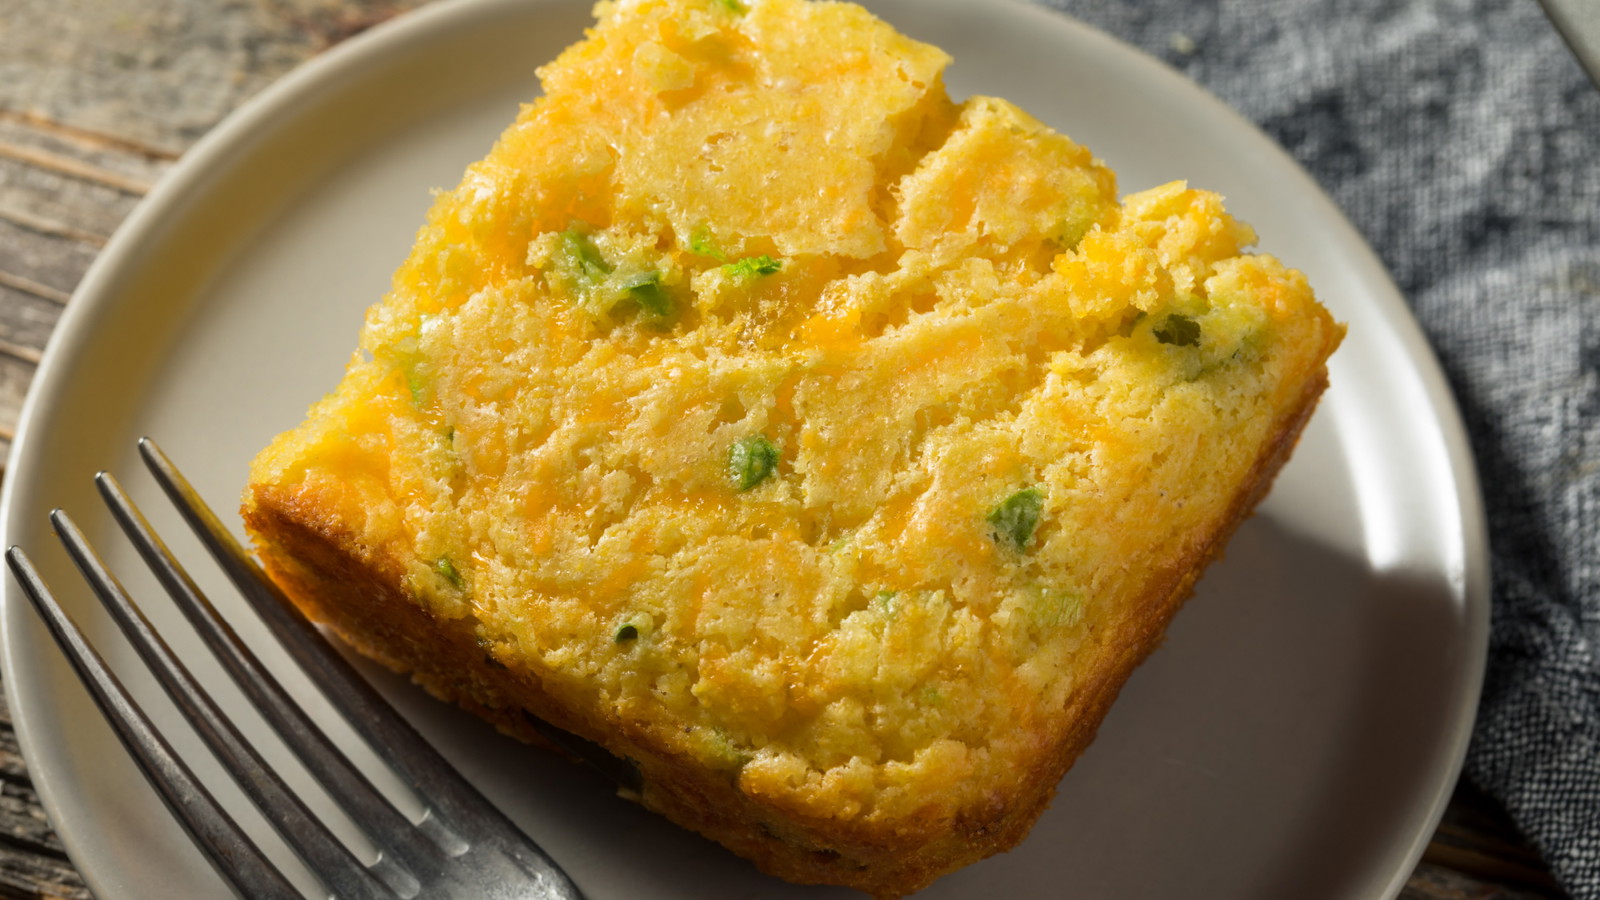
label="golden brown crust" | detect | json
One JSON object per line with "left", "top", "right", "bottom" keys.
{"left": 243, "top": 368, "right": 1331, "bottom": 899}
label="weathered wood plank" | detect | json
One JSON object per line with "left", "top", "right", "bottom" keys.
{"left": 0, "top": 138, "right": 154, "bottom": 198}
{"left": 0, "top": 717, "right": 30, "bottom": 787}
{"left": 1402, "top": 862, "right": 1560, "bottom": 900}
{"left": 0, "top": 207, "right": 102, "bottom": 254}
{"left": 0, "top": 349, "right": 38, "bottom": 440}
{"left": 0, "top": 0, "right": 432, "bottom": 159}
{"left": 1423, "top": 782, "right": 1565, "bottom": 896}
{"left": 0, "top": 219, "right": 98, "bottom": 301}
{"left": 0, "top": 850, "right": 90, "bottom": 900}
{"left": 0, "top": 693, "right": 83, "bottom": 900}
{"left": 0, "top": 111, "right": 178, "bottom": 171}
{"left": 0, "top": 286, "right": 62, "bottom": 362}
{"left": 0, "top": 156, "right": 138, "bottom": 243}
{"left": 0, "top": 791, "right": 60, "bottom": 861}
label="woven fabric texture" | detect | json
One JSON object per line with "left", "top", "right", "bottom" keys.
{"left": 1032, "top": 0, "right": 1600, "bottom": 896}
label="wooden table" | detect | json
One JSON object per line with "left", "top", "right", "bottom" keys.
{"left": 0, "top": 1, "right": 1572, "bottom": 898}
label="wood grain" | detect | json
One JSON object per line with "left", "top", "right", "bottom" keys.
{"left": 0, "top": 694, "right": 89, "bottom": 900}
{"left": 0, "top": 1, "right": 1568, "bottom": 898}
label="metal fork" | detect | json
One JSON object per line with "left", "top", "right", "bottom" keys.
{"left": 4, "top": 438, "right": 586, "bottom": 900}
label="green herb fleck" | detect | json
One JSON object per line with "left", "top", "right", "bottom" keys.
{"left": 987, "top": 488, "right": 1045, "bottom": 551}
{"left": 390, "top": 334, "right": 428, "bottom": 407}
{"left": 406, "top": 368, "right": 428, "bottom": 406}
{"left": 1054, "top": 212, "right": 1095, "bottom": 251}
{"left": 615, "top": 623, "right": 640, "bottom": 643}
{"left": 875, "top": 590, "right": 899, "bottom": 618}
{"left": 723, "top": 255, "right": 783, "bottom": 279}
{"left": 689, "top": 225, "right": 727, "bottom": 261}
{"left": 435, "top": 556, "right": 464, "bottom": 590}
{"left": 728, "top": 434, "right": 780, "bottom": 491}
{"left": 443, "top": 426, "right": 455, "bottom": 444}
{"left": 713, "top": 0, "right": 747, "bottom": 14}
{"left": 1153, "top": 313, "right": 1201, "bottom": 347}
{"left": 1039, "top": 589, "right": 1084, "bottom": 628}
{"left": 707, "top": 727, "right": 753, "bottom": 770}
{"left": 620, "top": 271, "right": 673, "bottom": 319}
{"left": 1058, "top": 592, "right": 1084, "bottom": 627}
{"left": 922, "top": 684, "right": 944, "bottom": 705}
{"left": 560, "top": 228, "right": 612, "bottom": 284}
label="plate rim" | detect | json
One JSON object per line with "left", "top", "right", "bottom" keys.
{"left": 0, "top": 0, "right": 1491, "bottom": 897}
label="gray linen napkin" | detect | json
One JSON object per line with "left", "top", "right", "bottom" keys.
{"left": 1030, "top": 0, "right": 1600, "bottom": 896}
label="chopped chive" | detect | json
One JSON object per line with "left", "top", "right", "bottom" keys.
{"left": 689, "top": 225, "right": 727, "bottom": 261}
{"left": 443, "top": 426, "right": 455, "bottom": 444}
{"left": 1054, "top": 214, "right": 1094, "bottom": 251}
{"left": 728, "top": 434, "right": 779, "bottom": 491}
{"left": 620, "top": 271, "right": 673, "bottom": 318}
{"left": 390, "top": 333, "right": 426, "bottom": 406}
{"left": 707, "top": 727, "right": 752, "bottom": 769}
{"left": 435, "top": 556, "right": 464, "bottom": 589}
{"left": 406, "top": 368, "right": 427, "bottom": 406}
{"left": 722, "top": 255, "right": 783, "bottom": 279}
{"left": 713, "top": 0, "right": 748, "bottom": 14}
{"left": 615, "top": 623, "right": 640, "bottom": 643}
{"left": 1034, "top": 588, "right": 1084, "bottom": 628}
{"left": 987, "top": 487, "right": 1045, "bottom": 551}
{"left": 876, "top": 590, "right": 899, "bottom": 620}
{"left": 1154, "top": 313, "right": 1201, "bottom": 347}
{"left": 560, "top": 228, "right": 612, "bottom": 284}
{"left": 1056, "top": 592, "right": 1084, "bottom": 627}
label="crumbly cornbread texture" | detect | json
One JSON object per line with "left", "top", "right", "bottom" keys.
{"left": 244, "top": 0, "right": 1344, "bottom": 895}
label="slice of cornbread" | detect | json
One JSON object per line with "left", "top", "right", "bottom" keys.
{"left": 243, "top": 0, "right": 1344, "bottom": 895}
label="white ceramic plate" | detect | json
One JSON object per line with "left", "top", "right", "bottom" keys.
{"left": 0, "top": 0, "right": 1488, "bottom": 897}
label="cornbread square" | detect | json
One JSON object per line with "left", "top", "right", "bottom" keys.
{"left": 243, "top": 0, "right": 1344, "bottom": 896}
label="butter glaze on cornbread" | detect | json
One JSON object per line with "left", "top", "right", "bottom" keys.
{"left": 243, "top": 0, "right": 1344, "bottom": 895}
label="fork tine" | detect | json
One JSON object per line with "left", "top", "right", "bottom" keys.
{"left": 99, "top": 471, "right": 451, "bottom": 881}
{"left": 79, "top": 486, "right": 416, "bottom": 900}
{"left": 138, "top": 438, "right": 586, "bottom": 897}
{"left": 4, "top": 546, "right": 303, "bottom": 900}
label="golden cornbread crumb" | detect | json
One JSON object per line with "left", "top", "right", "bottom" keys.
{"left": 244, "top": 0, "right": 1344, "bottom": 895}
